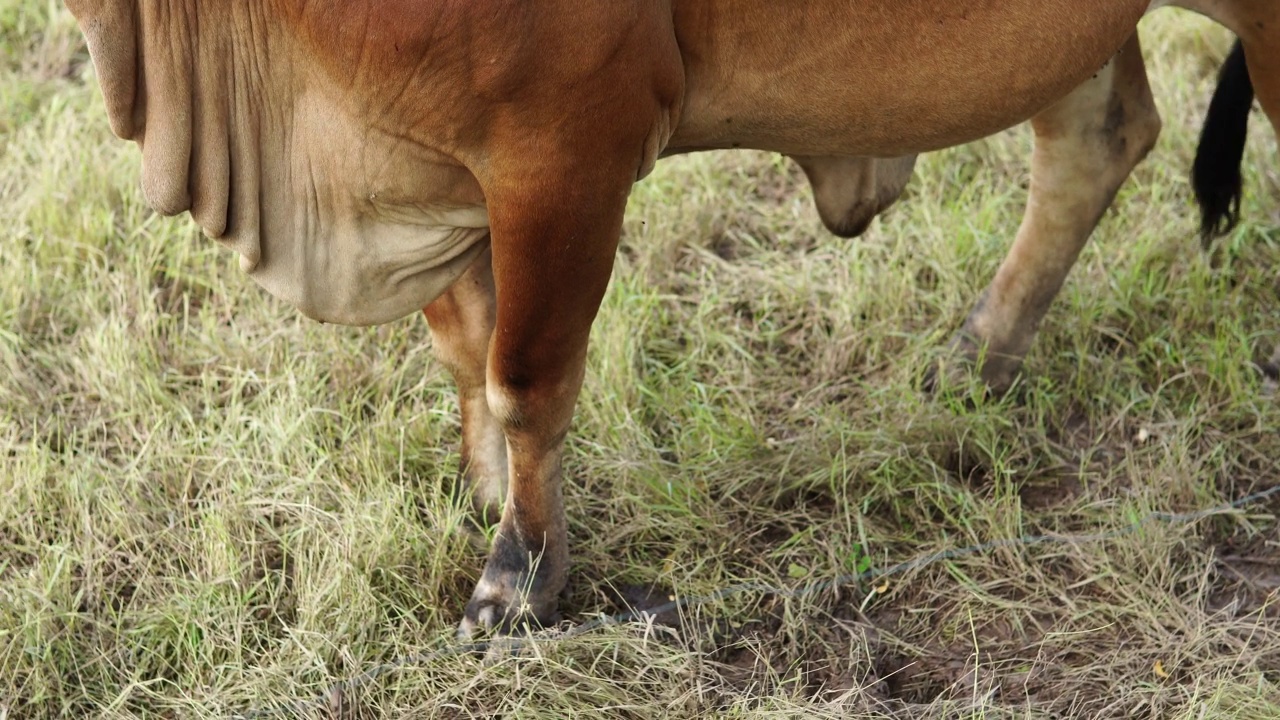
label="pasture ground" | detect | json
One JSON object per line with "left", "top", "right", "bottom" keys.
{"left": 3, "top": 5, "right": 1280, "bottom": 718}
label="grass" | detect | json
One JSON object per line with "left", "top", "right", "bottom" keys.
{"left": 3, "top": 5, "right": 1280, "bottom": 718}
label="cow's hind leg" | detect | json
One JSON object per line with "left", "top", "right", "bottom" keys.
{"left": 1238, "top": 24, "right": 1280, "bottom": 171}
{"left": 1229, "top": 18, "right": 1280, "bottom": 383}
{"left": 929, "top": 34, "right": 1162, "bottom": 393}
{"left": 424, "top": 246, "right": 507, "bottom": 526}
{"left": 1242, "top": 48, "right": 1280, "bottom": 136}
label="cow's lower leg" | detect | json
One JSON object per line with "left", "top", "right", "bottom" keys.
{"left": 930, "top": 34, "right": 1162, "bottom": 393}
{"left": 424, "top": 246, "right": 506, "bottom": 525}
{"left": 456, "top": 172, "right": 630, "bottom": 638}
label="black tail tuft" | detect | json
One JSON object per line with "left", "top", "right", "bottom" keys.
{"left": 1191, "top": 40, "right": 1254, "bottom": 247}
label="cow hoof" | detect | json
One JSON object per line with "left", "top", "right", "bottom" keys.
{"left": 457, "top": 600, "right": 510, "bottom": 639}
{"left": 456, "top": 539, "right": 565, "bottom": 639}
{"left": 1254, "top": 359, "right": 1279, "bottom": 382}
{"left": 921, "top": 334, "right": 1021, "bottom": 397}
{"left": 1252, "top": 359, "right": 1279, "bottom": 399}
{"left": 457, "top": 584, "right": 561, "bottom": 639}
{"left": 921, "top": 355, "right": 980, "bottom": 396}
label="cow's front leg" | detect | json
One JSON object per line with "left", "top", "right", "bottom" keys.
{"left": 424, "top": 246, "right": 506, "bottom": 525}
{"left": 927, "top": 34, "right": 1161, "bottom": 393}
{"left": 456, "top": 169, "right": 631, "bottom": 638}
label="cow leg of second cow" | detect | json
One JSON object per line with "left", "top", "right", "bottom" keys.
{"left": 1240, "top": 32, "right": 1280, "bottom": 151}
{"left": 929, "top": 34, "right": 1161, "bottom": 393}
{"left": 454, "top": 165, "right": 634, "bottom": 638}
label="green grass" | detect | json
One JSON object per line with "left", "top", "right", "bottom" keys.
{"left": 3, "top": 6, "right": 1280, "bottom": 718}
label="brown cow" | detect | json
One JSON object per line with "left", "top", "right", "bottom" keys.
{"left": 68, "top": 0, "right": 1160, "bottom": 636}
{"left": 802, "top": 9, "right": 1279, "bottom": 392}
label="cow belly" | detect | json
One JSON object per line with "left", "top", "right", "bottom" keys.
{"left": 241, "top": 221, "right": 489, "bottom": 327}
{"left": 669, "top": 0, "right": 1149, "bottom": 157}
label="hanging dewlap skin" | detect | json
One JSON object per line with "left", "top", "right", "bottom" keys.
{"left": 68, "top": 0, "right": 491, "bottom": 326}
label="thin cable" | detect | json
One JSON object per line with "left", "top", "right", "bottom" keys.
{"left": 235, "top": 482, "right": 1280, "bottom": 719}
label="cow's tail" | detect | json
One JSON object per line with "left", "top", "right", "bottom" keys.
{"left": 1191, "top": 39, "right": 1253, "bottom": 247}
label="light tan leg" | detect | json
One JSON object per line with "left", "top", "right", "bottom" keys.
{"left": 932, "top": 34, "right": 1162, "bottom": 392}
{"left": 423, "top": 246, "right": 506, "bottom": 525}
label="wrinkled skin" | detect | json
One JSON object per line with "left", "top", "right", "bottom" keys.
{"left": 808, "top": 0, "right": 1280, "bottom": 394}
{"left": 68, "top": 0, "right": 1161, "bottom": 636}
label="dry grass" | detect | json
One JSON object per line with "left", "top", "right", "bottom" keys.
{"left": 3, "top": 4, "right": 1280, "bottom": 718}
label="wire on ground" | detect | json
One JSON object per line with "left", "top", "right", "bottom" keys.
{"left": 236, "top": 482, "right": 1280, "bottom": 719}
